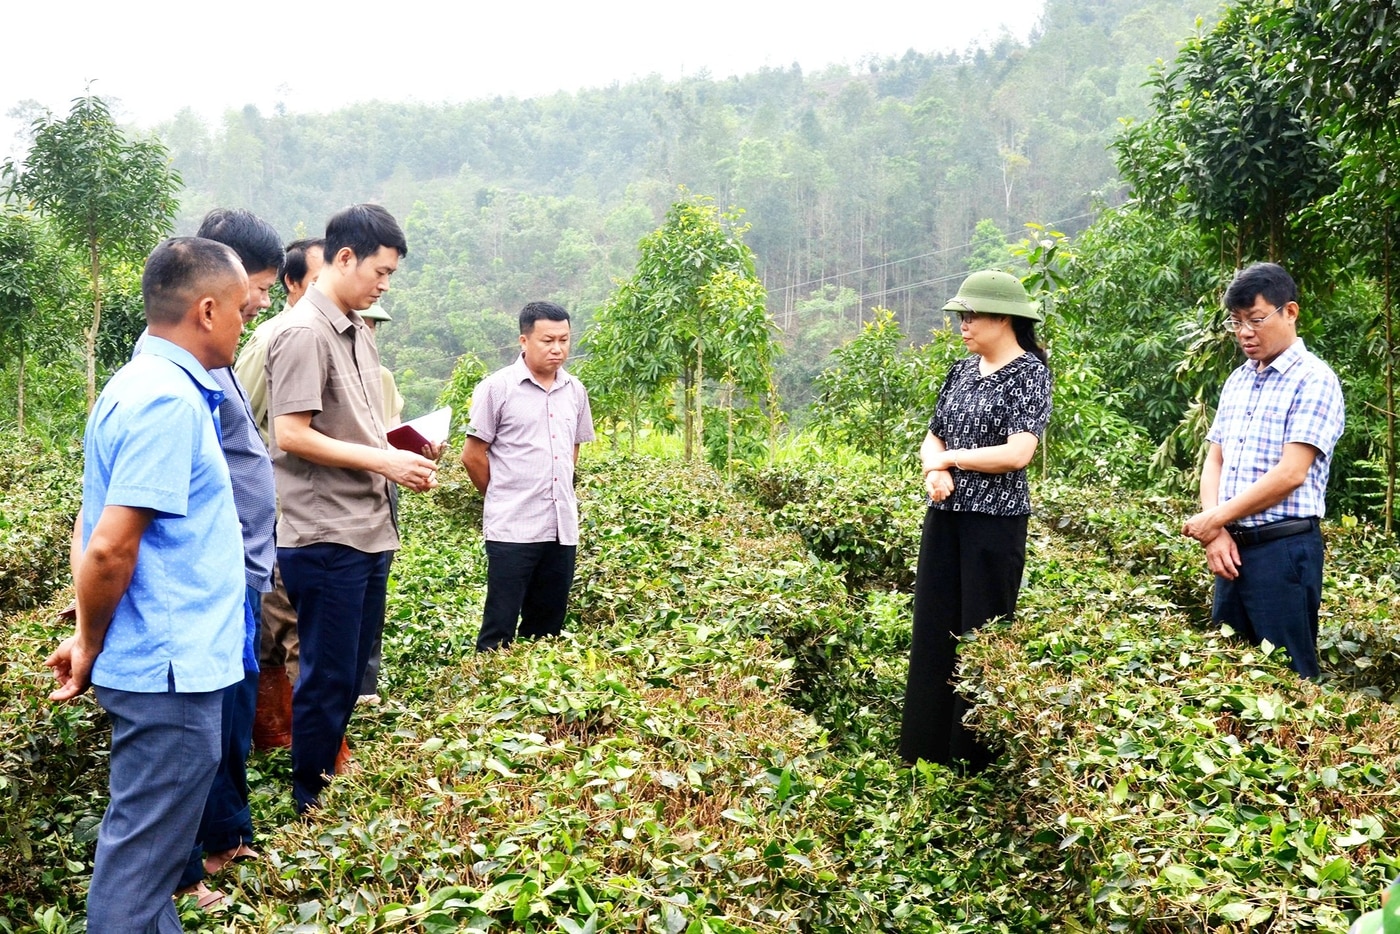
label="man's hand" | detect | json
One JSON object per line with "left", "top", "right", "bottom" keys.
{"left": 924, "top": 468, "right": 954, "bottom": 503}
{"left": 1182, "top": 507, "right": 1226, "bottom": 545}
{"left": 420, "top": 441, "right": 445, "bottom": 463}
{"left": 46, "top": 633, "right": 101, "bottom": 702}
{"left": 1202, "top": 527, "right": 1241, "bottom": 580}
{"left": 382, "top": 447, "right": 439, "bottom": 492}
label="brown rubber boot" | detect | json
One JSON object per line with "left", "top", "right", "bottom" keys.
{"left": 252, "top": 666, "right": 292, "bottom": 750}
{"left": 334, "top": 737, "right": 353, "bottom": 774}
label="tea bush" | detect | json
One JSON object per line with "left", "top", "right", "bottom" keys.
{"left": 1036, "top": 481, "right": 1400, "bottom": 699}
{"left": 4, "top": 447, "right": 1398, "bottom": 932}
{"left": 967, "top": 545, "right": 1400, "bottom": 932}
{"left": 735, "top": 463, "right": 921, "bottom": 593}
{"left": 0, "top": 435, "right": 80, "bottom": 613}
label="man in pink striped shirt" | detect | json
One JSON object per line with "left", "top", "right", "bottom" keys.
{"left": 461, "top": 301, "right": 595, "bottom": 651}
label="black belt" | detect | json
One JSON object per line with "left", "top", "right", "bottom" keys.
{"left": 1226, "top": 516, "right": 1319, "bottom": 547}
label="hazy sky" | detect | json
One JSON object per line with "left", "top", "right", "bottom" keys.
{"left": 3, "top": 0, "right": 1044, "bottom": 159}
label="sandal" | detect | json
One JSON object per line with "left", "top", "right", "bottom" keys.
{"left": 204, "top": 842, "right": 259, "bottom": 875}
{"left": 174, "top": 881, "right": 228, "bottom": 911}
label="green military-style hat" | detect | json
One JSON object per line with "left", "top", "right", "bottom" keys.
{"left": 943, "top": 269, "right": 1042, "bottom": 322}
{"left": 360, "top": 305, "right": 393, "bottom": 322}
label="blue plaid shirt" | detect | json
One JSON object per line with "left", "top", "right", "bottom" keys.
{"left": 1207, "top": 339, "right": 1345, "bottom": 527}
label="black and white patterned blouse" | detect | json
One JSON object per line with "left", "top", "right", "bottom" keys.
{"left": 928, "top": 352, "right": 1052, "bottom": 516}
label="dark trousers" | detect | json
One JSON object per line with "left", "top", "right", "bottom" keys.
{"left": 1212, "top": 525, "right": 1323, "bottom": 678}
{"left": 89, "top": 683, "right": 222, "bottom": 934}
{"left": 360, "top": 552, "right": 396, "bottom": 696}
{"left": 179, "top": 588, "right": 262, "bottom": 887}
{"left": 280, "top": 543, "right": 390, "bottom": 812}
{"left": 258, "top": 563, "right": 299, "bottom": 672}
{"left": 900, "top": 508, "right": 1028, "bottom": 770}
{"left": 479, "top": 540, "right": 577, "bottom": 652}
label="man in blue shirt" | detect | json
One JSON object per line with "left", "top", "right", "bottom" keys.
{"left": 1183, "top": 262, "right": 1346, "bottom": 677}
{"left": 47, "top": 237, "right": 249, "bottom": 932}
{"left": 175, "top": 209, "right": 283, "bottom": 899}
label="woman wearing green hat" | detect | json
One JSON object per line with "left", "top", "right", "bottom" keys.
{"left": 900, "top": 269, "right": 1052, "bottom": 770}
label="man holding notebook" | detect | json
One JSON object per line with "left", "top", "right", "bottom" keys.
{"left": 264, "top": 203, "right": 439, "bottom": 812}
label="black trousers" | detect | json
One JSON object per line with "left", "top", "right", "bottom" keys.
{"left": 899, "top": 508, "right": 1028, "bottom": 770}
{"left": 478, "top": 540, "right": 577, "bottom": 652}
{"left": 280, "top": 543, "right": 390, "bottom": 812}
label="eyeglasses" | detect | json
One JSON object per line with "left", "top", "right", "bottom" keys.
{"left": 1223, "top": 306, "right": 1284, "bottom": 333}
{"left": 948, "top": 299, "right": 981, "bottom": 324}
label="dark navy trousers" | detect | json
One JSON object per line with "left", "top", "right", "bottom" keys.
{"left": 280, "top": 543, "right": 390, "bottom": 812}
{"left": 1212, "top": 525, "right": 1323, "bottom": 678}
{"left": 179, "top": 588, "right": 261, "bottom": 887}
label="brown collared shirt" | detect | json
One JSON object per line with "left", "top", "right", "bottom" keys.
{"left": 265, "top": 286, "right": 399, "bottom": 553}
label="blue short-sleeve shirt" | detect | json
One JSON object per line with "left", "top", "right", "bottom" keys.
{"left": 83, "top": 337, "right": 245, "bottom": 694}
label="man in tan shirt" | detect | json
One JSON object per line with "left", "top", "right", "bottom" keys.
{"left": 265, "top": 204, "right": 438, "bottom": 813}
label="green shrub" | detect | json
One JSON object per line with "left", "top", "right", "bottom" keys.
{"left": 0, "top": 433, "right": 81, "bottom": 614}
{"left": 5, "top": 444, "right": 1399, "bottom": 933}
{"left": 1036, "top": 480, "right": 1400, "bottom": 698}
{"left": 964, "top": 577, "right": 1400, "bottom": 931}
{"left": 0, "top": 605, "right": 108, "bottom": 919}
{"left": 736, "top": 463, "right": 922, "bottom": 593}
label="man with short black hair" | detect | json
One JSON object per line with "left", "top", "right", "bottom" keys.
{"left": 461, "top": 301, "right": 595, "bottom": 652}
{"left": 47, "top": 237, "right": 248, "bottom": 930}
{"left": 265, "top": 204, "right": 439, "bottom": 812}
{"left": 163, "top": 209, "right": 283, "bottom": 901}
{"left": 234, "top": 236, "right": 325, "bottom": 753}
{"left": 1183, "top": 262, "right": 1346, "bottom": 678}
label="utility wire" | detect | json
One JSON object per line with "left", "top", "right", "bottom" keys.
{"left": 387, "top": 210, "right": 1097, "bottom": 385}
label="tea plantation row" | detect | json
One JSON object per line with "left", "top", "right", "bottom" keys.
{"left": 0, "top": 438, "right": 1396, "bottom": 931}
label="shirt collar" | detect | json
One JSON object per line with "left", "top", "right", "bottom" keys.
{"left": 305, "top": 285, "right": 363, "bottom": 335}
{"left": 1253, "top": 338, "right": 1306, "bottom": 375}
{"left": 139, "top": 335, "right": 225, "bottom": 411}
{"left": 510, "top": 353, "right": 572, "bottom": 390}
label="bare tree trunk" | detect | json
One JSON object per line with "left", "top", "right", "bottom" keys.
{"left": 693, "top": 331, "right": 704, "bottom": 463}
{"left": 86, "top": 239, "right": 102, "bottom": 413}
{"left": 724, "top": 381, "right": 734, "bottom": 478}
{"left": 681, "top": 370, "right": 693, "bottom": 462}
{"left": 1386, "top": 238, "right": 1395, "bottom": 534}
{"left": 16, "top": 337, "right": 25, "bottom": 437}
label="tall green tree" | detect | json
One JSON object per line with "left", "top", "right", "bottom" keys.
{"left": 584, "top": 193, "right": 777, "bottom": 462}
{"left": 2, "top": 93, "right": 181, "bottom": 410}
{"left": 812, "top": 308, "right": 939, "bottom": 468}
{"left": 1115, "top": 0, "right": 1338, "bottom": 278}
{"left": 0, "top": 210, "right": 82, "bottom": 437}
{"left": 966, "top": 219, "right": 1015, "bottom": 272}
{"left": 0, "top": 211, "right": 42, "bottom": 434}
{"left": 1281, "top": 0, "right": 1400, "bottom": 529}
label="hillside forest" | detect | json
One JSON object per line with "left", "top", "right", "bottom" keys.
{"left": 4, "top": 0, "right": 1208, "bottom": 437}
{"left": 4, "top": 0, "right": 1400, "bottom": 930}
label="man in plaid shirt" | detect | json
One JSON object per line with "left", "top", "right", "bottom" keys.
{"left": 1182, "top": 262, "right": 1345, "bottom": 678}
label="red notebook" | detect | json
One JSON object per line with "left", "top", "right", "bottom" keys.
{"left": 387, "top": 406, "right": 451, "bottom": 452}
